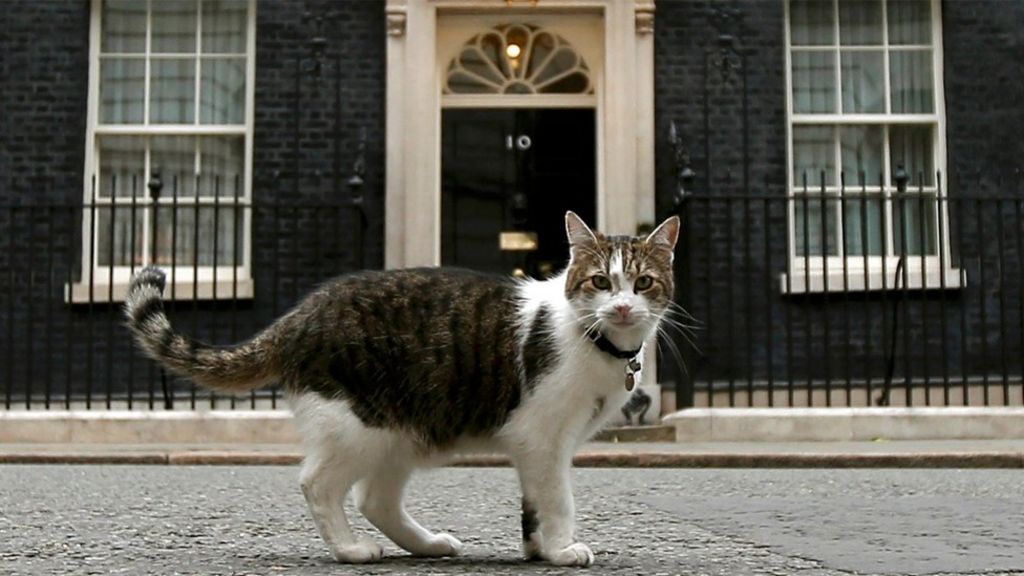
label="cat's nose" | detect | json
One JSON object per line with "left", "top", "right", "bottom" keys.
{"left": 613, "top": 304, "right": 633, "bottom": 319}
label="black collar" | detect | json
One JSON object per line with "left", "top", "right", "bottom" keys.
{"left": 586, "top": 330, "right": 642, "bottom": 360}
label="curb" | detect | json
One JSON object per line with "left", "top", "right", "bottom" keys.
{"left": 2, "top": 450, "right": 1022, "bottom": 468}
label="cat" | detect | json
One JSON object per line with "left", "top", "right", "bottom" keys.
{"left": 621, "top": 387, "right": 652, "bottom": 426}
{"left": 124, "top": 211, "right": 678, "bottom": 567}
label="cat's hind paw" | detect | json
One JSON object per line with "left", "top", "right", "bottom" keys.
{"left": 417, "top": 533, "right": 462, "bottom": 557}
{"left": 523, "top": 536, "right": 542, "bottom": 561}
{"left": 331, "top": 540, "right": 384, "bottom": 564}
{"left": 548, "top": 542, "right": 594, "bottom": 567}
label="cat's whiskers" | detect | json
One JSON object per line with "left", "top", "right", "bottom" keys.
{"left": 650, "top": 311, "right": 701, "bottom": 354}
{"left": 654, "top": 324, "right": 691, "bottom": 377}
{"left": 653, "top": 314, "right": 700, "bottom": 341}
{"left": 652, "top": 305, "right": 702, "bottom": 333}
{"left": 666, "top": 301, "right": 703, "bottom": 325}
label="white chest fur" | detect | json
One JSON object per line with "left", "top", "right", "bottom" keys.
{"left": 498, "top": 275, "right": 640, "bottom": 452}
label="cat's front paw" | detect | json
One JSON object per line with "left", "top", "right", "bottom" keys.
{"left": 547, "top": 542, "right": 594, "bottom": 567}
{"left": 331, "top": 540, "right": 384, "bottom": 563}
{"left": 417, "top": 533, "right": 462, "bottom": 557}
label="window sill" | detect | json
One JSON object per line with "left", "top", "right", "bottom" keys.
{"left": 780, "top": 267, "right": 966, "bottom": 295}
{"left": 66, "top": 278, "right": 254, "bottom": 304}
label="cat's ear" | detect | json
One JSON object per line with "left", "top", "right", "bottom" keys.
{"left": 565, "top": 211, "right": 598, "bottom": 248}
{"left": 646, "top": 215, "right": 680, "bottom": 251}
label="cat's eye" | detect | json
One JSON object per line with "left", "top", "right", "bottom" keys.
{"left": 635, "top": 275, "right": 654, "bottom": 291}
{"left": 591, "top": 275, "right": 612, "bottom": 290}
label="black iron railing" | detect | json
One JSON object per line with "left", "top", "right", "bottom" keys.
{"left": 0, "top": 173, "right": 368, "bottom": 410}
{"left": 2, "top": 172, "right": 1022, "bottom": 410}
{"left": 666, "top": 172, "right": 1023, "bottom": 408}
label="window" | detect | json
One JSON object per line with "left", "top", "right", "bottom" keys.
{"left": 79, "top": 0, "right": 254, "bottom": 300}
{"left": 785, "top": 0, "right": 955, "bottom": 291}
{"left": 444, "top": 24, "right": 593, "bottom": 95}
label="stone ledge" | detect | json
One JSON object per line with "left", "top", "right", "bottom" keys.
{"left": 0, "top": 410, "right": 300, "bottom": 444}
{"left": 6, "top": 407, "right": 1024, "bottom": 446}
{"left": 664, "top": 407, "right": 1024, "bottom": 442}
{"left": 593, "top": 425, "right": 675, "bottom": 443}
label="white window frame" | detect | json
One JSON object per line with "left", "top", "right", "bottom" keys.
{"left": 782, "top": 0, "right": 963, "bottom": 294}
{"left": 71, "top": 0, "right": 256, "bottom": 303}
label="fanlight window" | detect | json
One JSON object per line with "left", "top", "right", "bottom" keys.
{"left": 444, "top": 24, "right": 593, "bottom": 95}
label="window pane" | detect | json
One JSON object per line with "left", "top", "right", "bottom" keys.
{"left": 526, "top": 32, "right": 556, "bottom": 79}
{"left": 154, "top": 206, "right": 240, "bottom": 266}
{"left": 479, "top": 32, "right": 512, "bottom": 80}
{"left": 150, "top": 59, "right": 196, "bottom": 124}
{"left": 101, "top": 0, "right": 146, "bottom": 53}
{"left": 792, "top": 51, "right": 836, "bottom": 113}
{"left": 152, "top": 0, "right": 197, "bottom": 53}
{"left": 892, "top": 194, "right": 937, "bottom": 255}
{"left": 839, "top": 0, "right": 882, "bottom": 45}
{"left": 888, "top": 0, "right": 932, "bottom": 45}
{"left": 200, "top": 58, "right": 246, "bottom": 124}
{"left": 793, "top": 126, "right": 835, "bottom": 188}
{"left": 841, "top": 51, "right": 884, "bottom": 113}
{"left": 97, "top": 206, "right": 144, "bottom": 266}
{"left": 202, "top": 0, "right": 248, "bottom": 54}
{"left": 840, "top": 125, "right": 883, "bottom": 185}
{"left": 890, "top": 50, "right": 934, "bottom": 113}
{"left": 535, "top": 47, "right": 581, "bottom": 86}
{"left": 842, "top": 195, "right": 884, "bottom": 256}
{"left": 447, "top": 70, "right": 496, "bottom": 94}
{"left": 203, "top": 206, "right": 244, "bottom": 266}
{"left": 151, "top": 136, "right": 197, "bottom": 197}
{"left": 790, "top": 0, "right": 834, "bottom": 46}
{"left": 154, "top": 206, "right": 193, "bottom": 265}
{"left": 98, "top": 135, "right": 145, "bottom": 198}
{"left": 198, "top": 206, "right": 232, "bottom": 265}
{"left": 100, "top": 58, "right": 145, "bottom": 124}
{"left": 890, "top": 125, "right": 934, "bottom": 186}
{"left": 537, "top": 72, "right": 589, "bottom": 94}
{"left": 199, "top": 136, "right": 245, "bottom": 196}
{"left": 795, "top": 196, "right": 839, "bottom": 256}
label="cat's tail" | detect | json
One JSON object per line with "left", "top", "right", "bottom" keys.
{"left": 124, "top": 266, "right": 280, "bottom": 392}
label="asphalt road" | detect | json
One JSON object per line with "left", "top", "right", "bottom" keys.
{"left": 1, "top": 466, "right": 1021, "bottom": 576}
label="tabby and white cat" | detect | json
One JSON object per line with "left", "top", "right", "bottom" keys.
{"left": 125, "top": 211, "right": 678, "bottom": 567}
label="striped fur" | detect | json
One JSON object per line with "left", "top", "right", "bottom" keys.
{"left": 124, "top": 267, "right": 281, "bottom": 391}
{"left": 123, "top": 211, "right": 680, "bottom": 567}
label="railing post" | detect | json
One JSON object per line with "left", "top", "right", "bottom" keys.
{"left": 879, "top": 164, "right": 909, "bottom": 406}
{"left": 348, "top": 128, "right": 367, "bottom": 271}
{"left": 147, "top": 168, "right": 173, "bottom": 410}
{"left": 669, "top": 120, "right": 696, "bottom": 410}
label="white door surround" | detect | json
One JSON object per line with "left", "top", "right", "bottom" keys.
{"left": 384, "top": 0, "right": 656, "bottom": 269}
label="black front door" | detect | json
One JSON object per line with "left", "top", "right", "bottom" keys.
{"left": 441, "top": 108, "right": 596, "bottom": 277}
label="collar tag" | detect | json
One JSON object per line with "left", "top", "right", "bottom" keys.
{"left": 624, "top": 357, "right": 641, "bottom": 392}
{"left": 585, "top": 329, "right": 643, "bottom": 391}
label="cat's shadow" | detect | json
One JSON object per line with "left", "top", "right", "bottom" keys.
{"left": 248, "top": 553, "right": 589, "bottom": 572}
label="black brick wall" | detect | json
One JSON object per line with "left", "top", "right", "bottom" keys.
{"left": 943, "top": 0, "right": 1024, "bottom": 192}
{"left": 251, "top": 0, "right": 386, "bottom": 278}
{"left": 0, "top": 0, "right": 89, "bottom": 202}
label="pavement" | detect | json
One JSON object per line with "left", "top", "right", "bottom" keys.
{"left": 2, "top": 465, "right": 1022, "bottom": 575}
{"left": 2, "top": 439, "right": 1024, "bottom": 467}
